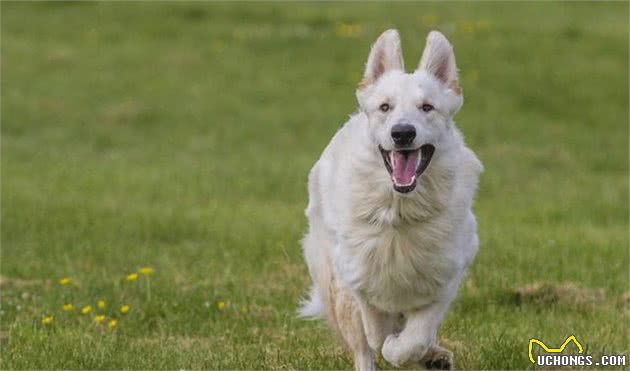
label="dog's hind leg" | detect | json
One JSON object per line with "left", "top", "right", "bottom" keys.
{"left": 330, "top": 284, "right": 375, "bottom": 371}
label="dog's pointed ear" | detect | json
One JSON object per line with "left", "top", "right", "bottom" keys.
{"left": 418, "top": 31, "right": 461, "bottom": 94}
{"left": 359, "top": 29, "right": 404, "bottom": 88}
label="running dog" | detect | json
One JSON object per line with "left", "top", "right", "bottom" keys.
{"left": 300, "top": 29, "right": 482, "bottom": 370}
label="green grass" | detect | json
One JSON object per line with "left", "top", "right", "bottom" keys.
{"left": 1, "top": 2, "right": 628, "bottom": 369}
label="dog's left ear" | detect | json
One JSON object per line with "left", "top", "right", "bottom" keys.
{"left": 418, "top": 31, "right": 461, "bottom": 94}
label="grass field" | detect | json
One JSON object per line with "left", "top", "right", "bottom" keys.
{"left": 1, "top": 2, "right": 628, "bottom": 369}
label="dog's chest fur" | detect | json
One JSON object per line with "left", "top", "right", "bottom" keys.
{"left": 332, "top": 156, "right": 469, "bottom": 313}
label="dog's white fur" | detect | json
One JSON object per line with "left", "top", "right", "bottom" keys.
{"left": 300, "top": 30, "right": 482, "bottom": 370}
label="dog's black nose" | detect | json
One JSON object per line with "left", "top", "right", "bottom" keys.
{"left": 391, "top": 124, "right": 416, "bottom": 146}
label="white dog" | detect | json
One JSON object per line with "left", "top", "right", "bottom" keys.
{"left": 300, "top": 29, "right": 482, "bottom": 371}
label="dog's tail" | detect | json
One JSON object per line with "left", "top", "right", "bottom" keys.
{"left": 298, "top": 285, "right": 324, "bottom": 320}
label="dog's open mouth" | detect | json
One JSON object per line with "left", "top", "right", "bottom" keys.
{"left": 379, "top": 144, "right": 435, "bottom": 193}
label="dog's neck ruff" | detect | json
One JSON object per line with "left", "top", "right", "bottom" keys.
{"left": 350, "top": 144, "right": 456, "bottom": 227}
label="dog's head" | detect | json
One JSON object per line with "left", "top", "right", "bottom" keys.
{"left": 356, "top": 30, "right": 463, "bottom": 194}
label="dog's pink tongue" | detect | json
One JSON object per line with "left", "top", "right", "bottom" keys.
{"left": 391, "top": 151, "right": 418, "bottom": 185}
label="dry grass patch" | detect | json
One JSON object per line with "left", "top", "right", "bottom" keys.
{"left": 132, "top": 335, "right": 217, "bottom": 351}
{"left": 0, "top": 276, "right": 45, "bottom": 289}
{"left": 512, "top": 281, "right": 606, "bottom": 307}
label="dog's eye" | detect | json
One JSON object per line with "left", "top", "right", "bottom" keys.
{"left": 379, "top": 103, "right": 390, "bottom": 112}
{"left": 421, "top": 103, "right": 434, "bottom": 112}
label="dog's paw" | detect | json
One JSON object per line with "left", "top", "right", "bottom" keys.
{"left": 382, "top": 334, "right": 405, "bottom": 367}
{"left": 382, "top": 334, "right": 430, "bottom": 368}
{"left": 423, "top": 345, "right": 453, "bottom": 370}
{"left": 382, "top": 333, "right": 435, "bottom": 368}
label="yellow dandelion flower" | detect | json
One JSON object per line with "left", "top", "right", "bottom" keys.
{"left": 94, "top": 314, "right": 106, "bottom": 324}
{"left": 120, "top": 305, "right": 130, "bottom": 315}
{"left": 62, "top": 303, "right": 74, "bottom": 312}
{"left": 139, "top": 267, "right": 154, "bottom": 276}
{"left": 59, "top": 277, "right": 72, "bottom": 285}
{"left": 41, "top": 315, "right": 53, "bottom": 325}
{"left": 334, "top": 22, "right": 363, "bottom": 38}
{"left": 420, "top": 14, "right": 438, "bottom": 27}
{"left": 97, "top": 300, "right": 106, "bottom": 309}
{"left": 107, "top": 319, "right": 118, "bottom": 328}
{"left": 81, "top": 305, "right": 92, "bottom": 315}
{"left": 217, "top": 301, "right": 226, "bottom": 310}
{"left": 126, "top": 273, "right": 138, "bottom": 281}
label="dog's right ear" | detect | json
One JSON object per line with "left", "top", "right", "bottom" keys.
{"left": 358, "top": 29, "right": 404, "bottom": 89}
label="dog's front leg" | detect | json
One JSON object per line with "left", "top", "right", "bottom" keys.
{"left": 355, "top": 296, "right": 391, "bottom": 352}
{"left": 381, "top": 299, "right": 450, "bottom": 368}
